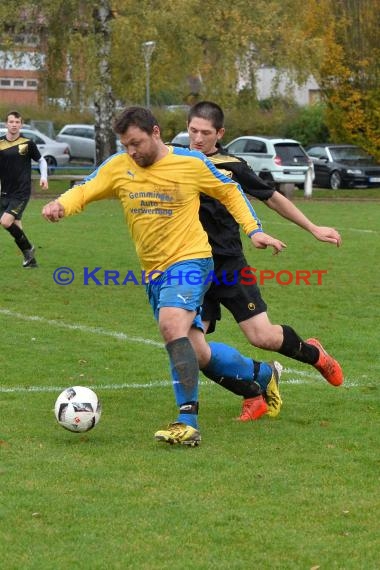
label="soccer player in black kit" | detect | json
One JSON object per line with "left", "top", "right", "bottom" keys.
{"left": 0, "top": 110, "right": 48, "bottom": 267}
{"left": 185, "top": 101, "right": 344, "bottom": 421}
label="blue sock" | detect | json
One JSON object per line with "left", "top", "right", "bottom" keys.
{"left": 177, "top": 410, "right": 198, "bottom": 429}
{"left": 206, "top": 341, "right": 273, "bottom": 390}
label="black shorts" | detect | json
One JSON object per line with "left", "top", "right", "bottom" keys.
{"left": 201, "top": 255, "right": 267, "bottom": 334}
{"left": 0, "top": 195, "right": 29, "bottom": 220}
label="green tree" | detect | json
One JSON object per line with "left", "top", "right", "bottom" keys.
{"left": 317, "top": 0, "right": 380, "bottom": 157}
{"left": 2, "top": 1, "right": 380, "bottom": 156}
{"left": 45, "top": 0, "right": 117, "bottom": 162}
{"left": 0, "top": 0, "right": 117, "bottom": 163}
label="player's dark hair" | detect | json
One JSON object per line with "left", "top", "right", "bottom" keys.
{"left": 113, "top": 106, "right": 160, "bottom": 135}
{"left": 6, "top": 110, "right": 23, "bottom": 121}
{"left": 188, "top": 101, "right": 224, "bottom": 131}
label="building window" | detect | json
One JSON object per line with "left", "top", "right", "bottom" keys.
{"left": 14, "top": 34, "right": 40, "bottom": 47}
{"left": 0, "top": 77, "right": 38, "bottom": 90}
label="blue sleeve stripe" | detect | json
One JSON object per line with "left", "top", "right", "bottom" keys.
{"left": 82, "top": 152, "right": 122, "bottom": 182}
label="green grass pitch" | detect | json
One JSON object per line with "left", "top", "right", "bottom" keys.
{"left": 0, "top": 193, "right": 379, "bottom": 569}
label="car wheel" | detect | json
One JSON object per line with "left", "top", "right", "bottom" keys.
{"left": 329, "top": 170, "right": 342, "bottom": 190}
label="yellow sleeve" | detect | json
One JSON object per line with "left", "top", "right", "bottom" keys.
{"left": 58, "top": 159, "right": 118, "bottom": 216}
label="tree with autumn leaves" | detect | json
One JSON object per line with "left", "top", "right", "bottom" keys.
{"left": 0, "top": 0, "right": 379, "bottom": 161}
{"left": 318, "top": 0, "right": 380, "bottom": 158}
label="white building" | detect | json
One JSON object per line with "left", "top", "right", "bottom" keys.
{"left": 255, "top": 66, "right": 321, "bottom": 105}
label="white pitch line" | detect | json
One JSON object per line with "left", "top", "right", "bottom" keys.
{"left": 0, "top": 308, "right": 163, "bottom": 348}
{"left": 348, "top": 228, "right": 377, "bottom": 234}
{"left": 0, "top": 376, "right": 359, "bottom": 394}
{"left": 264, "top": 219, "right": 378, "bottom": 235}
{"left": 0, "top": 308, "right": 360, "bottom": 391}
{"left": 0, "top": 380, "right": 173, "bottom": 393}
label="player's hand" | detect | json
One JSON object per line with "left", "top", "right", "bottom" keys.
{"left": 42, "top": 200, "right": 65, "bottom": 222}
{"left": 311, "top": 226, "right": 342, "bottom": 247}
{"left": 251, "top": 231, "right": 287, "bottom": 255}
{"left": 40, "top": 178, "right": 49, "bottom": 190}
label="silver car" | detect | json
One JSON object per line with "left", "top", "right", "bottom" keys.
{"left": 171, "top": 131, "right": 190, "bottom": 146}
{"left": 224, "top": 136, "right": 314, "bottom": 190}
{"left": 0, "top": 127, "right": 71, "bottom": 172}
{"left": 56, "top": 124, "right": 96, "bottom": 162}
{"left": 56, "top": 124, "right": 123, "bottom": 162}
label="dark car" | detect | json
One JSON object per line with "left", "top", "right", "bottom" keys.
{"left": 306, "top": 144, "right": 380, "bottom": 189}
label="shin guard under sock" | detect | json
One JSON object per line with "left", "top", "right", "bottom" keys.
{"left": 166, "top": 337, "right": 199, "bottom": 428}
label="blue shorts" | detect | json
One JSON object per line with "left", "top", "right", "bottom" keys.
{"left": 146, "top": 258, "right": 214, "bottom": 330}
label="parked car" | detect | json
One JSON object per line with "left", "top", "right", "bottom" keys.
{"left": 223, "top": 136, "right": 314, "bottom": 190}
{"left": 306, "top": 144, "right": 380, "bottom": 189}
{"left": 0, "top": 127, "right": 70, "bottom": 172}
{"left": 165, "top": 105, "right": 190, "bottom": 113}
{"left": 171, "top": 131, "right": 190, "bottom": 146}
{"left": 56, "top": 124, "right": 122, "bottom": 162}
{"left": 56, "top": 124, "right": 96, "bottom": 162}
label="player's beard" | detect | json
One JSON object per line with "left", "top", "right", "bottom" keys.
{"left": 133, "top": 155, "right": 154, "bottom": 167}
{"left": 132, "top": 147, "right": 159, "bottom": 167}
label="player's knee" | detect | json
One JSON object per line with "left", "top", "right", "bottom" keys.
{"left": 0, "top": 215, "right": 14, "bottom": 229}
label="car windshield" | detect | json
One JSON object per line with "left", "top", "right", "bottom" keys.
{"left": 274, "top": 143, "right": 308, "bottom": 163}
{"left": 330, "top": 146, "right": 373, "bottom": 162}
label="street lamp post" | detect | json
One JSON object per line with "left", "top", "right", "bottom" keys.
{"left": 142, "top": 40, "right": 156, "bottom": 108}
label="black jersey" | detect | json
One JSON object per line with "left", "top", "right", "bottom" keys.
{"left": 200, "top": 148, "right": 275, "bottom": 256}
{"left": 0, "top": 135, "right": 41, "bottom": 199}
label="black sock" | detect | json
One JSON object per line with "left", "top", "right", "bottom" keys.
{"left": 5, "top": 224, "right": 32, "bottom": 252}
{"left": 216, "top": 377, "right": 262, "bottom": 398}
{"left": 279, "top": 325, "right": 319, "bottom": 364}
{"left": 201, "top": 359, "right": 262, "bottom": 398}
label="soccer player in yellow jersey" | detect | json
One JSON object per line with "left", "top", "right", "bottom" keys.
{"left": 42, "top": 106, "right": 286, "bottom": 446}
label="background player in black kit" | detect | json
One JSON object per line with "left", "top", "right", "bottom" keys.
{"left": 0, "top": 110, "right": 48, "bottom": 267}
{"left": 186, "top": 101, "right": 344, "bottom": 421}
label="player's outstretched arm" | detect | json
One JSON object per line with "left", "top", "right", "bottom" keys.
{"left": 265, "top": 191, "right": 342, "bottom": 246}
{"left": 42, "top": 200, "right": 65, "bottom": 222}
{"left": 250, "top": 231, "right": 286, "bottom": 255}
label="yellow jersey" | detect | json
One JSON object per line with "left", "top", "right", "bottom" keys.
{"left": 58, "top": 146, "right": 263, "bottom": 273}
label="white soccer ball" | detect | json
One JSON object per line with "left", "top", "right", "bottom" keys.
{"left": 54, "top": 386, "right": 102, "bottom": 433}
